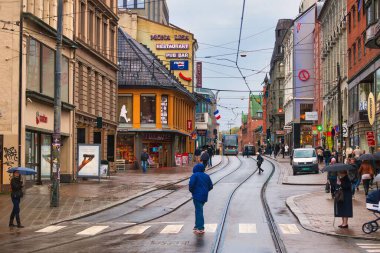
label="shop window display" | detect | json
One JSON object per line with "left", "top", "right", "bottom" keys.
{"left": 117, "top": 135, "right": 135, "bottom": 164}
{"left": 161, "top": 95, "right": 168, "bottom": 125}
{"left": 118, "top": 95, "right": 133, "bottom": 123}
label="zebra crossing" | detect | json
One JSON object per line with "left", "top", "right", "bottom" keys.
{"left": 357, "top": 243, "right": 380, "bottom": 253}
{"left": 35, "top": 223, "right": 301, "bottom": 236}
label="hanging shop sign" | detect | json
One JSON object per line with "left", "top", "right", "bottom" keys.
{"left": 196, "top": 62, "right": 203, "bottom": 88}
{"left": 77, "top": 144, "right": 101, "bottom": 179}
{"left": 187, "top": 120, "right": 193, "bottom": 131}
{"left": 368, "top": 92, "right": 376, "bottom": 126}
{"left": 170, "top": 60, "right": 189, "bottom": 71}
{"left": 179, "top": 72, "right": 192, "bottom": 81}
{"left": 191, "top": 131, "right": 197, "bottom": 140}
{"left": 36, "top": 112, "right": 48, "bottom": 125}
{"left": 161, "top": 96, "right": 168, "bottom": 125}
{"left": 298, "top": 69, "right": 310, "bottom": 82}
{"left": 342, "top": 123, "right": 348, "bottom": 138}
{"left": 305, "top": 111, "right": 318, "bottom": 121}
{"left": 366, "top": 131, "right": 376, "bottom": 147}
{"left": 150, "top": 34, "right": 190, "bottom": 41}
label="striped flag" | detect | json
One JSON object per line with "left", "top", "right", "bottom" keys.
{"left": 214, "top": 110, "right": 221, "bottom": 120}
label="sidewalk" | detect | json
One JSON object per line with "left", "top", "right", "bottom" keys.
{"left": 287, "top": 190, "right": 380, "bottom": 240}
{"left": 266, "top": 155, "right": 326, "bottom": 185}
{"left": 269, "top": 155, "right": 380, "bottom": 239}
{"left": 0, "top": 156, "right": 221, "bottom": 234}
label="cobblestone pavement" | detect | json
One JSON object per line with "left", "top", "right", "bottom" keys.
{"left": 0, "top": 156, "right": 222, "bottom": 234}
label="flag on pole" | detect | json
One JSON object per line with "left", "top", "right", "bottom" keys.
{"left": 214, "top": 110, "right": 221, "bottom": 120}
{"left": 358, "top": 0, "right": 363, "bottom": 12}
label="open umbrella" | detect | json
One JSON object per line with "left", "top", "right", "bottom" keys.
{"left": 322, "top": 163, "right": 357, "bottom": 173}
{"left": 7, "top": 167, "right": 37, "bottom": 175}
{"left": 374, "top": 152, "right": 380, "bottom": 161}
{"left": 358, "top": 153, "right": 375, "bottom": 161}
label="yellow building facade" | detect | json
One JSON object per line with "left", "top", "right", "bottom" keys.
{"left": 119, "top": 12, "right": 197, "bottom": 93}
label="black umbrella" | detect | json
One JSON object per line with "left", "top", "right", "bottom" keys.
{"left": 322, "top": 163, "right": 357, "bottom": 172}
{"left": 358, "top": 153, "right": 375, "bottom": 161}
{"left": 374, "top": 152, "right": 380, "bottom": 161}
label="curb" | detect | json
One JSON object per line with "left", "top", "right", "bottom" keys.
{"left": 51, "top": 157, "right": 223, "bottom": 225}
{"left": 286, "top": 193, "right": 380, "bottom": 241}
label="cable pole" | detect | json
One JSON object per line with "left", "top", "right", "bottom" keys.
{"left": 51, "top": 0, "right": 63, "bottom": 207}
{"left": 337, "top": 63, "right": 343, "bottom": 163}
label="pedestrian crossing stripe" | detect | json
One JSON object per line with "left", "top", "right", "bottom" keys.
{"left": 36, "top": 226, "right": 66, "bottom": 233}
{"left": 239, "top": 224, "right": 257, "bottom": 234}
{"left": 160, "top": 225, "right": 183, "bottom": 234}
{"left": 278, "top": 224, "right": 300, "bottom": 234}
{"left": 357, "top": 243, "right": 380, "bottom": 252}
{"left": 76, "top": 226, "right": 109, "bottom": 235}
{"left": 204, "top": 224, "right": 217, "bottom": 233}
{"left": 124, "top": 225, "right": 151, "bottom": 235}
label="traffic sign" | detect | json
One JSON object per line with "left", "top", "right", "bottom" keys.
{"left": 298, "top": 69, "right": 310, "bottom": 81}
{"left": 342, "top": 123, "right": 348, "bottom": 138}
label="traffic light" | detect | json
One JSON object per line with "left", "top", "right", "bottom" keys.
{"left": 317, "top": 125, "right": 323, "bottom": 131}
{"left": 96, "top": 117, "right": 103, "bottom": 128}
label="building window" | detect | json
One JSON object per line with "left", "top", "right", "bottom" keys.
{"left": 96, "top": 16, "right": 101, "bottom": 51}
{"left": 353, "top": 43, "right": 356, "bottom": 65}
{"left": 103, "top": 20, "right": 108, "bottom": 55}
{"left": 137, "top": 0, "right": 145, "bottom": 8}
{"left": 118, "top": 95, "right": 133, "bottom": 123}
{"left": 61, "top": 56, "right": 69, "bottom": 103}
{"left": 358, "top": 1, "right": 361, "bottom": 22}
{"left": 41, "top": 45, "right": 55, "bottom": 98}
{"left": 161, "top": 95, "right": 168, "bottom": 125}
{"left": 358, "top": 39, "right": 362, "bottom": 60}
{"left": 88, "top": 6, "right": 94, "bottom": 45}
{"left": 348, "top": 49, "right": 352, "bottom": 68}
{"left": 80, "top": 2, "right": 86, "bottom": 39}
{"left": 348, "top": 12, "right": 351, "bottom": 33}
{"left": 121, "top": 0, "right": 144, "bottom": 9}
{"left": 363, "top": 33, "right": 367, "bottom": 55}
{"left": 77, "top": 128, "right": 86, "bottom": 144}
{"left": 277, "top": 30, "right": 281, "bottom": 38}
{"left": 110, "top": 25, "right": 115, "bottom": 62}
{"left": 27, "top": 39, "right": 40, "bottom": 92}
{"left": 366, "top": 0, "right": 380, "bottom": 26}
{"left": 141, "top": 95, "right": 156, "bottom": 124}
{"left": 353, "top": 6, "right": 356, "bottom": 27}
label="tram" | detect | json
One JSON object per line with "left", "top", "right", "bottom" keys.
{"left": 222, "top": 134, "right": 239, "bottom": 155}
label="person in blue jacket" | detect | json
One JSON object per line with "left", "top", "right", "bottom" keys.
{"left": 189, "top": 163, "right": 213, "bottom": 234}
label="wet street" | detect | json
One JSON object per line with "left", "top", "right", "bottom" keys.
{"left": 0, "top": 156, "right": 374, "bottom": 252}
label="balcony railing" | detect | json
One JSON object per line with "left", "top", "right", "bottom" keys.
{"left": 365, "top": 19, "right": 380, "bottom": 49}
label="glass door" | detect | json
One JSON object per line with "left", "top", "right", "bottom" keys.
{"left": 40, "top": 134, "right": 52, "bottom": 179}
{"left": 25, "top": 132, "right": 39, "bottom": 183}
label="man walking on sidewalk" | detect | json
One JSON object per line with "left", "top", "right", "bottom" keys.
{"left": 189, "top": 163, "right": 213, "bottom": 234}
{"left": 141, "top": 149, "right": 149, "bottom": 173}
{"left": 200, "top": 147, "right": 210, "bottom": 168}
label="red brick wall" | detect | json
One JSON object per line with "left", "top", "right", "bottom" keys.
{"left": 347, "top": 0, "right": 380, "bottom": 80}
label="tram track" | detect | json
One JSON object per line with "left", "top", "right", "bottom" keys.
{"left": 2, "top": 156, "right": 248, "bottom": 252}
{"left": 211, "top": 156, "right": 287, "bottom": 253}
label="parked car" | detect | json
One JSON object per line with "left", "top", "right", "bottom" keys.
{"left": 290, "top": 148, "right": 319, "bottom": 175}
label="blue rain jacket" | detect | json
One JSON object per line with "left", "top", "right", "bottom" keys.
{"left": 189, "top": 164, "right": 213, "bottom": 202}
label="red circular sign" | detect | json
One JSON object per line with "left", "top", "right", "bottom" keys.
{"left": 298, "top": 69, "right": 310, "bottom": 81}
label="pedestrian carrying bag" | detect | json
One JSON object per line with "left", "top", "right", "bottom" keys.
{"left": 325, "top": 182, "right": 330, "bottom": 193}
{"left": 334, "top": 188, "right": 344, "bottom": 203}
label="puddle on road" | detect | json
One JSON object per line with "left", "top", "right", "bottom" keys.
{"left": 151, "top": 240, "right": 190, "bottom": 246}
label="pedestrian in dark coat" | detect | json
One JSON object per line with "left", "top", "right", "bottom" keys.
{"left": 323, "top": 149, "right": 332, "bottom": 167}
{"left": 207, "top": 145, "right": 214, "bottom": 167}
{"left": 189, "top": 163, "right": 213, "bottom": 234}
{"left": 334, "top": 171, "right": 353, "bottom": 228}
{"left": 9, "top": 171, "right": 24, "bottom": 228}
{"left": 194, "top": 147, "right": 201, "bottom": 163}
{"left": 200, "top": 148, "right": 210, "bottom": 168}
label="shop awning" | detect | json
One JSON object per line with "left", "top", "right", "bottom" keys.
{"left": 118, "top": 128, "right": 191, "bottom": 137}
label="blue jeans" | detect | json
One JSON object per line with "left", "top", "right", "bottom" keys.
{"left": 351, "top": 179, "right": 359, "bottom": 195}
{"left": 141, "top": 161, "right": 148, "bottom": 173}
{"left": 208, "top": 157, "right": 212, "bottom": 167}
{"left": 10, "top": 197, "right": 20, "bottom": 224}
{"left": 193, "top": 199, "right": 205, "bottom": 230}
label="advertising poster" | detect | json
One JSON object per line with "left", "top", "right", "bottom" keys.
{"left": 175, "top": 154, "right": 182, "bottom": 166}
{"left": 41, "top": 144, "right": 51, "bottom": 178}
{"left": 78, "top": 144, "right": 101, "bottom": 178}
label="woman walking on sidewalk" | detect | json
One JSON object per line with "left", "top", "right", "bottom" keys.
{"left": 9, "top": 171, "right": 24, "bottom": 228}
{"left": 334, "top": 171, "right": 353, "bottom": 229}
{"left": 359, "top": 161, "right": 375, "bottom": 196}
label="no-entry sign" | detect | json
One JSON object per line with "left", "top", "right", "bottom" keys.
{"left": 298, "top": 69, "right": 310, "bottom": 81}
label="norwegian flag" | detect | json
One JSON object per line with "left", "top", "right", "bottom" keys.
{"left": 214, "top": 110, "right": 221, "bottom": 120}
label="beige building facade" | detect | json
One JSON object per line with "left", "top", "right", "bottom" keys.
{"left": 73, "top": 0, "right": 118, "bottom": 169}
{"left": 118, "top": 0, "right": 169, "bottom": 25}
{"left": 0, "top": 0, "right": 76, "bottom": 191}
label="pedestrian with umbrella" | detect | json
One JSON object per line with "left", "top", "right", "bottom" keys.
{"left": 7, "top": 167, "right": 36, "bottom": 228}
{"left": 323, "top": 163, "right": 356, "bottom": 229}
{"left": 358, "top": 154, "right": 375, "bottom": 196}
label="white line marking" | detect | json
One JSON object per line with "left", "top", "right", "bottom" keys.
{"left": 278, "top": 224, "right": 300, "bottom": 234}
{"left": 36, "top": 226, "right": 66, "bottom": 233}
{"left": 124, "top": 225, "right": 151, "bottom": 235}
{"left": 367, "top": 250, "right": 380, "bottom": 253}
{"left": 239, "top": 224, "right": 257, "bottom": 234}
{"left": 358, "top": 244, "right": 380, "bottom": 246}
{"left": 76, "top": 226, "right": 109, "bottom": 235}
{"left": 160, "top": 225, "right": 183, "bottom": 234}
{"left": 204, "top": 224, "right": 218, "bottom": 233}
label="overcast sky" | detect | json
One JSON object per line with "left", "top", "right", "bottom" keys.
{"left": 167, "top": 0, "right": 302, "bottom": 130}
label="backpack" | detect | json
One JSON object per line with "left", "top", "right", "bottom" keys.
{"left": 200, "top": 151, "right": 209, "bottom": 161}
